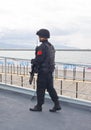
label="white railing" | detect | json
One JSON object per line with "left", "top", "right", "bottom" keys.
{"left": 0, "top": 49, "right": 91, "bottom": 101}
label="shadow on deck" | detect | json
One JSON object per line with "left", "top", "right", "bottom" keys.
{"left": 0, "top": 84, "right": 91, "bottom": 130}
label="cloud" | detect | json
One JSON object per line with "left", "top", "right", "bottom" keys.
{"left": 50, "top": 24, "right": 79, "bottom": 36}
{"left": 0, "top": 0, "right": 91, "bottom": 48}
{"left": 0, "top": 29, "right": 36, "bottom": 48}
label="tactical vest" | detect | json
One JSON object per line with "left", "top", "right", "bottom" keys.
{"left": 41, "top": 42, "right": 55, "bottom": 73}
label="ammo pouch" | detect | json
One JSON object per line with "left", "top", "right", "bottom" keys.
{"left": 40, "top": 63, "right": 54, "bottom": 73}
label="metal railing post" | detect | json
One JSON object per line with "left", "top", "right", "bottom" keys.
{"left": 23, "top": 66, "right": 25, "bottom": 75}
{"left": 26, "top": 64, "right": 28, "bottom": 75}
{"left": 13, "top": 64, "right": 15, "bottom": 74}
{"left": 21, "top": 76, "right": 23, "bottom": 87}
{"left": 10, "top": 75, "right": 13, "bottom": 84}
{"left": 17, "top": 65, "right": 18, "bottom": 75}
{"left": 60, "top": 80, "right": 63, "bottom": 95}
{"left": 83, "top": 67, "right": 85, "bottom": 81}
{"left": 73, "top": 67, "right": 76, "bottom": 80}
{"left": 64, "top": 66, "right": 67, "bottom": 79}
{"left": 0, "top": 74, "right": 2, "bottom": 82}
{"left": 2, "top": 64, "right": 4, "bottom": 73}
{"left": 55, "top": 66, "right": 58, "bottom": 78}
{"left": 20, "top": 65, "right": 21, "bottom": 75}
{"left": 4, "top": 57, "right": 7, "bottom": 84}
{"left": 76, "top": 82, "right": 78, "bottom": 98}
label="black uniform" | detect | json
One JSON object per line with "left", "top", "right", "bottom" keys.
{"left": 29, "top": 29, "right": 61, "bottom": 112}
{"left": 31, "top": 40, "right": 59, "bottom": 106}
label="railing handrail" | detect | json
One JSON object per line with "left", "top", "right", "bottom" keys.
{"left": 0, "top": 48, "right": 91, "bottom": 51}
{"left": 0, "top": 56, "right": 31, "bottom": 61}
{"left": 0, "top": 56, "right": 91, "bottom": 68}
{"left": 56, "top": 62, "right": 91, "bottom": 68}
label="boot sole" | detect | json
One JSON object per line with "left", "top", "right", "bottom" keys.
{"left": 49, "top": 107, "right": 61, "bottom": 112}
{"left": 29, "top": 108, "right": 42, "bottom": 112}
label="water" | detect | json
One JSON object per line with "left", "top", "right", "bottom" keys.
{"left": 0, "top": 50, "right": 91, "bottom": 65}
{"left": 56, "top": 51, "right": 91, "bottom": 65}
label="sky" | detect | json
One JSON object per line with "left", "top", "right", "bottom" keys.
{"left": 0, "top": 0, "right": 91, "bottom": 49}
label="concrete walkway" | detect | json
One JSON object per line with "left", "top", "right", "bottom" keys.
{"left": 0, "top": 87, "right": 91, "bottom": 130}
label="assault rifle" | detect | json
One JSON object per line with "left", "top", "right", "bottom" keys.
{"left": 29, "top": 64, "right": 38, "bottom": 100}
{"left": 29, "top": 63, "right": 38, "bottom": 84}
{"left": 29, "top": 64, "right": 35, "bottom": 84}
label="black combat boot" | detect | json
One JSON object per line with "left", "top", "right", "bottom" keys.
{"left": 29, "top": 105, "right": 42, "bottom": 112}
{"left": 49, "top": 101, "right": 61, "bottom": 112}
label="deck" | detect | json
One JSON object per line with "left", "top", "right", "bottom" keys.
{"left": 0, "top": 84, "right": 91, "bottom": 130}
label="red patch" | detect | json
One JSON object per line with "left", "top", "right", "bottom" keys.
{"left": 37, "top": 50, "right": 43, "bottom": 55}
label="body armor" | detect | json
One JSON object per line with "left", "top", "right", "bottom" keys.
{"left": 40, "top": 42, "right": 55, "bottom": 73}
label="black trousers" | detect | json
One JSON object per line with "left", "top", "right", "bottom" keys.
{"left": 37, "top": 72, "right": 58, "bottom": 106}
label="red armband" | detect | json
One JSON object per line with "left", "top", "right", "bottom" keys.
{"left": 37, "top": 50, "right": 43, "bottom": 55}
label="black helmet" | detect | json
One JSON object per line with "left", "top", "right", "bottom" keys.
{"left": 36, "top": 29, "right": 50, "bottom": 38}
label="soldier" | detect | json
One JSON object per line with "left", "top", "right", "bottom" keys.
{"left": 29, "top": 29, "right": 61, "bottom": 112}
